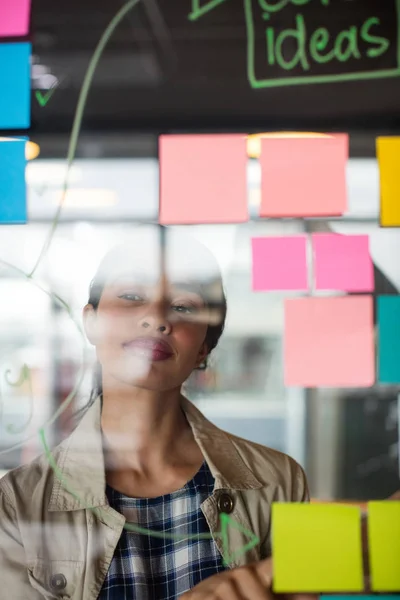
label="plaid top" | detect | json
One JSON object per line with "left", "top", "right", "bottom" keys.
{"left": 98, "top": 460, "right": 227, "bottom": 599}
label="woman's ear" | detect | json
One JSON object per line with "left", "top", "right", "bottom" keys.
{"left": 195, "top": 342, "right": 209, "bottom": 369}
{"left": 82, "top": 304, "right": 98, "bottom": 345}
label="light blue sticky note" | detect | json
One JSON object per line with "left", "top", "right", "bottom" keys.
{"left": 0, "top": 139, "right": 27, "bottom": 224}
{"left": 0, "top": 43, "right": 31, "bottom": 130}
{"left": 378, "top": 296, "right": 400, "bottom": 384}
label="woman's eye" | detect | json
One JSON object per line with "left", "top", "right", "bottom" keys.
{"left": 172, "top": 304, "right": 199, "bottom": 314}
{"left": 118, "top": 293, "right": 144, "bottom": 302}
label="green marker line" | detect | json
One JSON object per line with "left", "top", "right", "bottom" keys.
{"left": 4, "top": 364, "right": 34, "bottom": 434}
{"left": 29, "top": 0, "right": 141, "bottom": 278}
{"left": 0, "top": 258, "right": 88, "bottom": 456}
{"left": 8, "top": 0, "right": 142, "bottom": 443}
{"left": 188, "top": 0, "right": 229, "bottom": 21}
{"left": 35, "top": 85, "right": 58, "bottom": 108}
{"left": 0, "top": 0, "right": 259, "bottom": 561}
{"left": 3, "top": 0, "right": 142, "bottom": 445}
{"left": 0, "top": 0, "right": 262, "bottom": 561}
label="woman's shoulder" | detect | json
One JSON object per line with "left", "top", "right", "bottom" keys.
{"left": 220, "top": 428, "right": 309, "bottom": 500}
{"left": 0, "top": 441, "right": 65, "bottom": 511}
{"left": 185, "top": 398, "right": 308, "bottom": 497}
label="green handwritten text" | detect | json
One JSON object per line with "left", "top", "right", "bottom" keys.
{"left": 189, "top": 0, "right": 400, "bottom": 88}
{"left": 264, "top": 14, "right": 389, "bottom": 72}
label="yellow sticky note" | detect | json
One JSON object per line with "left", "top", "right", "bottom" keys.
{"left": 368, "top": 501, "right": 400, "bottom": 591}
{"left": 272, "top": 503, "right": 364, "bottom": 592}
{"left": 377, "top": 137, "right": 400, "bottom": 227}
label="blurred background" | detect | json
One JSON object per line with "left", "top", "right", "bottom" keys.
{"left": 0, "top": 0, "right": 399, "bottom": 500}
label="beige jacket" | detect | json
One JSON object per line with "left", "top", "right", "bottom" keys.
{"left": 0, "top": 396, "right": 309, "bottom": 599}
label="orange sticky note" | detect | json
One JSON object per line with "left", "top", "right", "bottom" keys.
{"left": 260, "top": 135, "right": 348, "bottom": 217}
{"left": 284, "top": 296, "right": 375, "bottom": 387}
{"left": 272, "top": 503, "right": 364, "bottom": 592}
{"left": 368, "top": 501, "right": 400, "bottom": 591}
{"left": 159, "top": 134, "right": 249, "bottom": 224}
{"left": 377, "top": 137, "right": 400, "bottom": 227}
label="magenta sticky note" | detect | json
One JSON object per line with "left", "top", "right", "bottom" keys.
{"left": 284, "top": 296, "right": 375, "bottom": 387}
{"left": 159, "top": 134, "right": 249, "bottom": 225}
{"left": 312, "top": 233, "right": 374, "bottom": 292}
{"left": 251, "top": 236, "right": 308, "bottom": 291}
{"left": 260, "top": 135, "right": 348, "bottom": 218}
{"left": 0, "top": 0, "right": 31, "bottom": 37}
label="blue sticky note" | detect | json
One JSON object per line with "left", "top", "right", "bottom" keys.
{"left": 0, "top": 43, "right": 31, "bottom": 130}
{"left": 378, "top": 296, "right": 400, "bottom": 384}
{"left": 0, "top": 139, "right": 27, "bottom": 224}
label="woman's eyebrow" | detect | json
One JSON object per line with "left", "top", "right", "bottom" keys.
{"left": 108, "top": 272, "right": 155, "bottom": 286}
{"left": 107, "top": 274, "right": 208, "bottom": 300}
{"left": 171, "top": 281, "right": 225, "bottom": 304}
{"left": 170, "top": 282, "right": 203, "bottom": 295}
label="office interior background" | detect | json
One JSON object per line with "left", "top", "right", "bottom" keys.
{"left": 0, "top": 0, "right": 399, "bottom": 501}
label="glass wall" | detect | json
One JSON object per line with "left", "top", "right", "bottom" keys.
{"left": 0, "top": 154, "right": 398, "bottom": 500}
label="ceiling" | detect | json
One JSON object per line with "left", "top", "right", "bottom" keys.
{"left": 7, "top": 0, "right": 400, "bottom": 156}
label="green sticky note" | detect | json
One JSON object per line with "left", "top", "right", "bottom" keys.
{"left": 368, "top": 501, "right": 400, "bottom": 591}
{"left": 272, "top": 503, "right": 364, "bottom": 592}
{"left": 377, "top": 296, "right": 400, "bottom": 384}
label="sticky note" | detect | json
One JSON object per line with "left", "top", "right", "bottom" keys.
{"left": 251, "top": 236, "right": 308, "bottom": 291}
{"left": 259, "top": 135, "right": 348, "bottom": 217}
{"left": 159, "top": 134, "right": 248, "bottom": 224}
{"left": 272, "top": 503, "right": 364, "bottom": 592}
{"left": 284, "top": 296, "right": 375, "bottom": 387}
{"left": 0, "top": 139, "right": 27, "bottom": 224}
{"left": 377, "top": 137, "right": 400, "bottom": 227}
{"left": 368, "top": 501, "right": 400, "bottom": 591}
{"left": 312, "top": 233, "right": 374, "bottom": 292}
{"left": 0, "top": 0, "right": 31, "bottom": 37}
{"left": 0, "top": 43, "right": 31, "bottom": 130}
{"left": 377, "top": 296, "right": 400, "bottom": 384}
{"left": 322, "top": 597, "right": 398, "bottom": 600}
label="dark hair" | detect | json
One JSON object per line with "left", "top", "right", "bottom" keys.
{"left": 74, "top": 226, "right": 227, "bottom": 422}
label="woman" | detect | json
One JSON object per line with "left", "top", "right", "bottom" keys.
{"left": 0, "top": 225, "right": 309, "bottom": 599}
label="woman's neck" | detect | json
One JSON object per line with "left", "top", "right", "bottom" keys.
{"left": 100, "top": 384, "right": 194, "bottom": 474}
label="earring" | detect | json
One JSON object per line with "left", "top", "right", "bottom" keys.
{"left": 197, "top": 357, "right": 208, "bottom": 371}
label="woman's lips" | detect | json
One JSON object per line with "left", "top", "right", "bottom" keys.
{"left": 122, "top": 337, "right": 173, "bottom": 362}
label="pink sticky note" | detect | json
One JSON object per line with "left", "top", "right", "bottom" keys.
{"left": 312, "top": 233, "right": 374, "bottom": 292}
{"left": 159, "top": 134, "right": 249, "bottom": 225}
{"left": 0, "top": 0, "right": 31, "bottom": 37}
{"left": 284, "top": 296, "right": 375, "bottom": 387}
{"left": 252, "top": 236, "right": 308, "bottom": 291}
{"left": 260, "top": 135, "right": 348, "bottom": 217}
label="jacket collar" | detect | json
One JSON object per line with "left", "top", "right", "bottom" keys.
{"left": 48, "top": 395, "right": 262, "bottom": 512}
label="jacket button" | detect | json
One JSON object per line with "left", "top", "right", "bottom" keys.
{"left": 50, "top": 573, "right": 67, "bottom": 591}
{"left": 217, "top": 493, "right": 234, "bottom": 514}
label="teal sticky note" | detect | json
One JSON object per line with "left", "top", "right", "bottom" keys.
{"left": 0, "top": 43, "right": 31, "bottom": 130}
{"left": 378, "top": 296, "right": 400, "bottom": 384}
{"left": 322, "top": 597, "right": 400, "bottom": 600}
{"left": 0, "top": 139, "right": 27, "bottom": 224}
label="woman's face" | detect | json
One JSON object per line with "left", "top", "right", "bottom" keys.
{"left": 84, "top": 267, "right": 211, "bottom": 392}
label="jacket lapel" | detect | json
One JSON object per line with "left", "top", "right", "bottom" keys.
{"left": 180, "top": 397, "right": 264, "bottom": 566}
{"left": 48, "top": 398, "right": 107, "bottom": 511}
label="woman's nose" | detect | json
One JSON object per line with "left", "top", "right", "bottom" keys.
{"left": 138, "top": 300, "right": 172, "bottom": 334}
